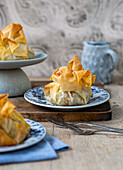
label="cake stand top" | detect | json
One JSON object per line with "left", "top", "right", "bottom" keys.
{"left": 0, "top": 52, "right": 47, "bottom": 69}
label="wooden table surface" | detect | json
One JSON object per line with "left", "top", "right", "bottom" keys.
{"left": 1, "top": 75, "right": 123, "bottom": 170}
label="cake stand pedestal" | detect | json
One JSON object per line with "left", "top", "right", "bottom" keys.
{"left": 0, "top": 52, "right": 47, "bottom": 97}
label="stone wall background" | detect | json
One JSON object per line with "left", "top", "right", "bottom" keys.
{"left": 0, "top": 0, "right": 123, "bottom": 77}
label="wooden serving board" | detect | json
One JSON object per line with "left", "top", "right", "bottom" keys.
{"left": 9, "top": 80, "right": 112, "bottom": 122}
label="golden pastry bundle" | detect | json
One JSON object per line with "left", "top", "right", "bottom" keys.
{"left": 0, "top": 23, "right": 34, "bottom": 60}
{"left": 0, "top": 94, "right": 30, "bottom": 146}
{"left": 43, "top": 56, "right": 96, "bottom": 105}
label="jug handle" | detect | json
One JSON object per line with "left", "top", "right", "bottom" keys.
{"left": 105, "top": 49, "right": 118, "bottom": 70}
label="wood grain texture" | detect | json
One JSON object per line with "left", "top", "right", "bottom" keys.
{"left": 10, "top": 97, "right": 112, "bottom": 122}
{"left": 8, "top": 80, "right": 112, "bottom": 122}
{"left": 1, "top": 75, "right": 123, "bottom": 170}
{"left": 0, "top": 0, "right": 123, "bottom": 77}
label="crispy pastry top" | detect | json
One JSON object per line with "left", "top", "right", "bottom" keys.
{"left": 0, "top": 23, "right": 34, "bottom": 60}
{"left": 45, "top": 56, "right": 96, "bottom": 92}
{"left": 0, "top": 93, "right": 31, "bottom": 146}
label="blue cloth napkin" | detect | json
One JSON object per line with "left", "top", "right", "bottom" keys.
{"left": 0, "top": 134, "right": 69, "bottom": 164}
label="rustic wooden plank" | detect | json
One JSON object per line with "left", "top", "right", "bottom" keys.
{"left": 9, "top": 96, "right": 111, "bottom": 121}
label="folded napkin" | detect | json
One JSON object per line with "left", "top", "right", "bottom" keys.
{"left": 0, "top": 134, "right": 69, "bottom": 164}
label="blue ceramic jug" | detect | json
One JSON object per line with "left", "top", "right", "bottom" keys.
{"left": 81, "top": 41, "right": 118, "bottom": 84}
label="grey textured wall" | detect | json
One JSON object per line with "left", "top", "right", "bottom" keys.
{"left": 0, "top": 0, "right": 123, "bottom": 77}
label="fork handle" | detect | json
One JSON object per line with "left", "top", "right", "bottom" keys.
{"left": 74, "top": 123, "right": 123, "bottom": 133}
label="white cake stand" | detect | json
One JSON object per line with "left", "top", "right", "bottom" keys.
{"left": 0, "top": 52, "right": 47, "bottom": 97}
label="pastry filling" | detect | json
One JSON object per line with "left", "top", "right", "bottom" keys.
{"left": 44, "top": 83, "right": 92, "bottom": 105}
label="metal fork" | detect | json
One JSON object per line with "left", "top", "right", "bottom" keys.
{"left": 48, "top": 118, "right": 123, "bottom": 135}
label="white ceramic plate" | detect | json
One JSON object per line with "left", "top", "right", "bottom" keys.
{"left": 24, "top": 86, "right": 110, "bottom": 111}
{"left": 0, "top": 52, "right": 47, "bottom": 69}
{"left": 0, "top": 119, "right": 46, "bottom": 153}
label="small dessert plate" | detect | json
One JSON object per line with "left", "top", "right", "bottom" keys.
{"left": 0, "top": 119, "right": 46, "bottom": 153}
{"left": 24, "top": 86, "right": 110, "bottom": 111}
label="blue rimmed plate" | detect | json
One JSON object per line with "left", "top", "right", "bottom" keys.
{"left": 0, "top": 119, "right": 46, "bottom": 153}
{"left": 24, "top": 86, "right": 110, "bottom": 111}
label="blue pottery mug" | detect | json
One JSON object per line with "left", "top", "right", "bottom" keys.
{"left": 81, "top": 41, "right": 118, "bottom": 84}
